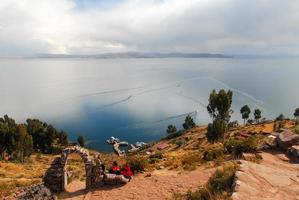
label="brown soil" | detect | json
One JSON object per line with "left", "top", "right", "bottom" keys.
{"left": 60, "top": 167, "right": 215, "bottom": 200}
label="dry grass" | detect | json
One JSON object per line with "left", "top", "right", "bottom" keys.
{"left": 0, "top": 154, "right": 55, "bottom": 196}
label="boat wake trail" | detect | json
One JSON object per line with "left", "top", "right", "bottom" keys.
{"left": 176, "top": 91, "right": 207, "bottom": 108}
{"left": 78, "top": 86, "right": 145, "bottom": 98}
{"left": 95, "top": 96, "right": 132, "bottom": 110}
{"left": 119, "top": 110, "right": 197, "bottom": 130}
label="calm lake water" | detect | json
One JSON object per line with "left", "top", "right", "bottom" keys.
{"left": 1, "top": 58, "right": 298, "bottom": 151}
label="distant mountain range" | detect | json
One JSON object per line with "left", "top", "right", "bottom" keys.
{"left": 34, "top": 52, "right": 232, "bottom": 59}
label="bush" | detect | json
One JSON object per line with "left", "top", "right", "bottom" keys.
{"left": 174, "top": 139, "right": 186, "bottom": 148}
{"left": 184, "top": 162, "right": 238, "bottom": 200}
{"left": 127, "top": 156, "right": 147, "bottom": 173}
{"left": 228, "top": 120, "right": 238, "bottom": 129}
{"left": 207, "top": 163, "right": 238, "bottom": 195}
{"left": 167, "top": 125, "right": 177, "bottom": 134}
{"left": 224, "top": 136, "right": 257, "bottom": 158}
{"left": 203, "top": 145, "right": 224, "bottom": 161}
{"left": 149, "top": 152, "right": 163, "bottom": 164}
{"left": 181, "top": 152, "right": 202, "bottom": 170}
{"left": 163, "top": 131, "right": 184, "bottom": 140}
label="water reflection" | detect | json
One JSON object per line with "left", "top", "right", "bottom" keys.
{"left": 0, "top": 58, "right": 298, "bottom": 151}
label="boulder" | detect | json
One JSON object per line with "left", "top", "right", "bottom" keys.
{"left": 276, "top": 130, "right": 299, "bottom": 149}
{"left": 288, "top": 145, "right": 299, "bottom": 157}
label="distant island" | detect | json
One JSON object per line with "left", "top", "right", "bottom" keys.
{"left": 33, "top": 52, "right": 232, "bottom": 59}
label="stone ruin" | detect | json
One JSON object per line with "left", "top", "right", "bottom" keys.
{"left": 43, "top": 146, "right": 105, "bottom": 193}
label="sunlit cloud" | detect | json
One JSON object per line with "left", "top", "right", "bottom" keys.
{"left": 0, "top": 0, "right": 298, "bottom": 55}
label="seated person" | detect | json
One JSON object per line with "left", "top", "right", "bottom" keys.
{"left": 121, "top": 163, "right": 133, "bottom": 181}
{"left": 109, "top": 161, "right": 121, "bottom": 175}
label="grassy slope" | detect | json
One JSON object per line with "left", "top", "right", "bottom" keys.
{"left": 0, "top": 120, "right": 295, "bottom": 197}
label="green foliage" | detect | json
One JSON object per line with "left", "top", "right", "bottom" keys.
{"left": 149, "top": 152, "right": 163, "bottom": 164}
{"left": 206, "top": 89, "right": 233, "bottom": 142}
{"left": 127, "top": 156, "right": 147, "bottom": 173}
{"left": 207, "top": 118, "right": 227, "bottom": 142}
{"left": 207, "top": 163, "right": 238, "bottom": 195}
{"left": 254, "top": 109, "right": 262, "bottom": 123}
{"left": 184, "top": 163, "right": 238, "bottom": 200}
{"left": 167, "top": 125, "right": 177, "bottom": 134}
{"left": 224, "top": 136, "right": 257, "bottom": 158}
{"left": 247, "top": 119, "right": 254, "bottom": 125}
{"left": 276, "top": 114, "right": 285, "bottom": 121}
{"left": 240, "top": 105, "right": 251, "bottom": 124}
{"left": 183, "top": 115, "right": 196, "bottom": 130}
{"left": 163, "top": 131, "right": 184, "bottom": 140}
{"left": 0, "top": 115, "right": 69, "bottom": 161}
{"left": 294, "top": 108, "right": 299, "bottom": 118}
{"left": 77, "top": 135, "right": 85, "bottom": 147}
{"left": 207, "top": 89, "right": 233, "bottom": 122}
{"left": 58, "top": 131, "right": 68, "bottom": 146}
{"left": 174, "top": 139, "right": 186, "bottom": 148}
{"left": 228, "top": 120, "right": 238, "bottom": 129}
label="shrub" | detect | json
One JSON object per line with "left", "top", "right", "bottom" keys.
{"left": 276, "top": 114, "right": 285, "bottom": 121}
{"left": 224, "top": 136, "right": 257, "bottom": 158}
{"left": 149, "top": 152, "right": 163, "bottom": 164}
{"left": 228, "top": 120, "right": 238, "bottom": 129}
{"left": 163, "top": 131, "right": 184, "bottom": 140}
{"left": 149, "top": 152, "right": 163, "bottom": 159}
{"left": 127, "top": 156, "right": 147, "bottom": 173}
{"left": 167, "top": 125, "right": 177, "bottom": 134}
{"left": 174, "top": 139, "right": 186, "bottom": 148}
{"left": 181, "top": 152, "right": 202, "bottom": 170}
{"left": 203, "top": 145, "right": 224, "bottom": 161}
{"left": 184, "top": 162, "right": 238, "bottom": 200}
{"left": 207, "top": 163, "right": 238, "bottom": 195}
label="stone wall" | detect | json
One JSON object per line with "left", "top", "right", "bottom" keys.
{"left": 9, "top": 184, "right": 56, "bottom": 200}
{"left": 43, "top": 146, "right": 102, "bottom": 193}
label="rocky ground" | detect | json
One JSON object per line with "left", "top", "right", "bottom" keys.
{"left": 60, "top": 166, "right": 215, "bottom": 200}
{"left": 233, "top": 151, "right": 299, "bottom": 200}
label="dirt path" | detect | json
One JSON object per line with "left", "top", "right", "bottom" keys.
{"left": 60, "top": 167, "right": 215, "bottom": 200}
{"left": 233, "top": 151, "right": 299, "bottom": 200}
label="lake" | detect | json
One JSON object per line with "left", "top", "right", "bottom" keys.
{"left": 0, "top": 57, "right": 298, "bottom": 152}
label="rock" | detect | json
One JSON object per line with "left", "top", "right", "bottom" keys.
{"left": 288, "top": 145, "right": 299, "bottom": 157}
{"left": 145, "top": 173, "right": 151, "bottom": 177}
{"left": 159, "top": 166, "right": 165, "bottom": 169}
{"left": 276, "top": 130, "right": 299, "bottom": 149}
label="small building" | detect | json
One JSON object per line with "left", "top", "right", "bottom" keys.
{"left": 157, "top": 143, "right": 169, "bottom": 151}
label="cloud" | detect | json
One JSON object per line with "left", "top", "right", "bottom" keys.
{"left": 0, "top": 0, "right": 298, "bottom": 55}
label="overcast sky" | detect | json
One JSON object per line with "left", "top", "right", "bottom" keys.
{"left": 0, "top": 0, "right": 298, "bottom": 56}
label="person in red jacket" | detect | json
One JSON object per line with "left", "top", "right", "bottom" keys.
{"left": 109, "top": 161, "right": 121, "bottom": 175}
{"left": 121, "top": 162, "right": 133, "bottom": 181}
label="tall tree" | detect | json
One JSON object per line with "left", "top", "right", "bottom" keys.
{"left": 77, "top": 135, "right": 85, "bottom": 147}
{"left": 207, "top": 89, "right": 233, "bottom": 122}
{"left": 294, "top": 108, "right": 299, "bottom": 119}
{"left": 240, "top": 105, "right": 251, "bottom": 124}
{"left": 206, "top": 89, "right": 233, "bottom": 141}
{"left": 183, "top": 115, "right": 196, "bottom": 130}
{"left": 58, "top": 131, "right": 68, "bottom": 146}
{"left": 254, "top": 109, "right": 262, "bottom": 123}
